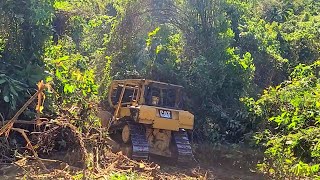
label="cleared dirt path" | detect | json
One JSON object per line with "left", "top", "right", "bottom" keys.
{"left": 151, "top": 153, "right": 265, "bottom": 180}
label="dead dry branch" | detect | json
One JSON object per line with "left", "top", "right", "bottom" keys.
{"left": 36, "top": 122, "right": 88, "bottom": 168}
{"left": 0, "top": 81, "right": 47, "bottom": 137}
{"left": 0, "top": 81, "right": 208, "bottom": 179}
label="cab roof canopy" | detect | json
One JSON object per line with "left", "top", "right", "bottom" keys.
{"left": 111, "top": 79, "right": 183, "bottom": 89}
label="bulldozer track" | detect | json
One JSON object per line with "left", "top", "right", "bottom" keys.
{"left": 173, "top": 130, "right": 194, "bottom": 162}
{"left": 127, "top": 121, "right": 149, "bottom": 161}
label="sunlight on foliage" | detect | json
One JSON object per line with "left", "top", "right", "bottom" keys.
{"left": 246, "top": 60, "right": 320, "bottom": 178}
{"left": 1, "top": 0, "right": 320, "bottom": 178}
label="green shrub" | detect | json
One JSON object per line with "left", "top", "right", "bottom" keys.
{"left": 245, "top": 61, "right": 320, "bottom": 178}
{"left": 44, "top": 37, "right": 99, "bottom": 128}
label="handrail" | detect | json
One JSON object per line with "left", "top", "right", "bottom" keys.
{"left": 107, "top": 81, "right": 127, "bottom": 130}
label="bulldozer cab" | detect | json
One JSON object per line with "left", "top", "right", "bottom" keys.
{"left": 108, "top": 79, "right": 194, "bottom": 131}
{"left": 109, "top": 79, "right": 183, "bottom": 109}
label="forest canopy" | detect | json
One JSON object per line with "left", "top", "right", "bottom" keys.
{"left": 0, "top": 0, "right": 320, "bottom": 178}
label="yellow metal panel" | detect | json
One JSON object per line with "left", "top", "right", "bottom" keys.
{"left": 172, "top": 111, "right": 179, "bottom": 120}
{"left": 179, "top": 111, "right": 194, "bottom": 130}
{"left": 126, "top": 105, "right": 194, "bottom": 131}
{"left": 180, "top": 124, "right": 193, "bottom": 130}
{"left": 138, "top": 105, "right": 157, "bottom": 120}
{"left": 119, "top": 107, "right": 131, "bottom": 118}
{"left": 153, "top": 118, "right": 179, "bottom": 131}
{"left": 139, "top": 119, "right": 153, "bottom": 124}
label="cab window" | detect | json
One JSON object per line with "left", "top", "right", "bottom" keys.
{"left": 111, "top": 84, "right": 138, "bottom": 106}
{"left": 144, "top": 85, "right": 182, "bottom": 109}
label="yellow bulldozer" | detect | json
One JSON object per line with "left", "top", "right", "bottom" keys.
{"left": 101, "top": 79, "right": 194, "bottom": 162}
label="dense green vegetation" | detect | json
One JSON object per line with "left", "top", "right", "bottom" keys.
{"left": 0, "top": 0, "right": 319, "bottom": 178}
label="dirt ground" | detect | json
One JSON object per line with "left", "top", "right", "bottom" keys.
{"left": 151, "top": 144, "right": 265, "bottom": 180}
{"left": 0, "top": 122, "right": 265, "bottom": 180}
{"left": 0, "top": 145, "right": 265, "bottom": 180}
{"left": 0, "top": 153, "right": 265, "bottom": 180}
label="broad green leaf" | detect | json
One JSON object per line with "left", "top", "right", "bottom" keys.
{"left": 9, "top": 85, "right": 18, "bottom": 97}
{"left": 0, "top": 79, "right": 6, "bottom": 84}
{"left": 3, "top": 96, "right": 9, "bottom": 102}
{"left": 311, "top": 164, "right": 319, "bottom": 173}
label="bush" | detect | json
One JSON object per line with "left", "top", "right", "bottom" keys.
{"left": 245, "top": 61, "right": 320, "bottom": 178}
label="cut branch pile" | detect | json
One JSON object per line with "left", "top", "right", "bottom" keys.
{"left": 0, "top": 81, "right": 207, "bottom": 179}
{"left": 36, "top": 122, "right": 88, "bottom": 168}
{"left": 99, "top": 151, "right": 161, "bottom": 178}
{"left": 0, "top": 120, "right": 207, "bottom": 179}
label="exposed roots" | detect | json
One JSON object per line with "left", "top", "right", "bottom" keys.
{"left": 36, "top": 122, "right": 87, "bottom": 168}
